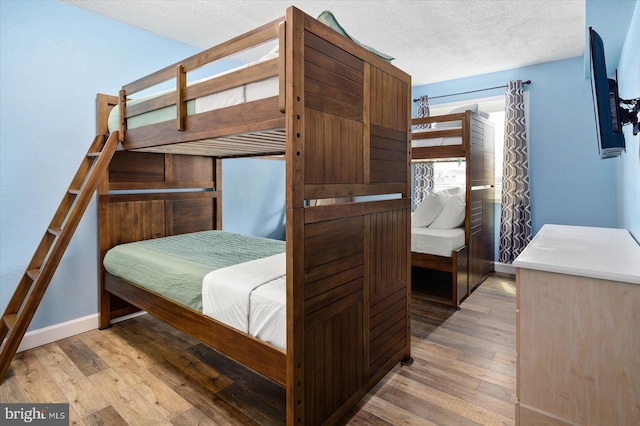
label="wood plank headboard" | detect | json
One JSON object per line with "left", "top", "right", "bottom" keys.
{"left": 96, "top": 94, "right": 222, "bottom": 325}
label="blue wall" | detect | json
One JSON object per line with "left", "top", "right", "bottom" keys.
{"left": 223, "top": 158, "right": 286, "bottom": 240}
{"left": 0, "top": 0, "right": 282, "bottom": 331}
{"left": 412, "top": 57, "right": 617, "bottom": 236}
{"left": 616, "top": 1, "right": 640, "bottom": 240}
{"left": 0, "top": 1, "right": 199, "bottom": 330}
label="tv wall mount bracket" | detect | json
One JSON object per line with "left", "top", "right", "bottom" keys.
{"left": 620, "top": 97, "right": 640, "bottom": 135}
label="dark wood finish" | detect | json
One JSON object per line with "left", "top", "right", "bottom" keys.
{"left": 411, "top": 245, "right": 469, "bottom": 308}
{"left": 93, "top": 7, "right": 411, "bottom": 426}
{"left": 123, "top": 16, "right": 282, "bottom": 94}
{"left": 286, "top": 8, "right": 411, "bottom": 425}
{"left": 412, "top": 251, "right": 454, "bottom": 272}
{"left": 105, "top": 273, "right": 286, "bottom": 385}
{"left": 97, "top": 147, "right": 219, "bottom": 330}
{"left": 124, "top": 97, "right": 286, "bottom": 153}
{"left": 455, "top": 245, "right": 470, "bottom": 307}
{"left": 176, "top": 64, "right": 186, "bottom": 131}
{"left": 411, "top": 111, "right": 495, "bottom": 308}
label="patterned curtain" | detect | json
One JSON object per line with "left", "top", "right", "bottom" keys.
{"left": 416, "top": 95, "right": 431, "bottom": 129}
{"left": 499, "top": 80, "right": 532, "bottom": 263}
{"left": 413, "top": 95, "right": 434, "bottom": 208}
{"left": 413, "top": 162, "right": 434, "bottom": 209}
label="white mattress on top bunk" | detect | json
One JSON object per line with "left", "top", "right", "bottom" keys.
{"left": 411, "top": 127, "right": 462, "bottom": 148}
{"left": 107, "top": 53, "right": 279, "bottom": 133}
{"left": 411, "top": 227, "right": 465, "bottom": 257}
{"left": 202, "top": 253, "right": 287, "bottom": 350}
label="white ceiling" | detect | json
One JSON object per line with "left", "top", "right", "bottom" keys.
{"left": 61, "top": 0, "right": 586, "bottom": 86}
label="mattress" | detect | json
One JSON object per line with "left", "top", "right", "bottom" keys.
{"left": 411, "top": 127, "right": 462, "bottom": 148}
{"left": 202, "top": 253, "right": 287, "bottom": 350}
{"left": 103, "top": 230, "right": 286, "bottom": 312}
{"left": 411, "top": 227, "right": 465, "bottom": 257}
{"left": 107, "top": 56, "right": 279, "bottom": 133}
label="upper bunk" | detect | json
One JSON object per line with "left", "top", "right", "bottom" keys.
{"left": 106, "top": 6, "right": 411, "bottom": 167}
{"left": 411, "top": 110, "right": 494, "bottom": 162}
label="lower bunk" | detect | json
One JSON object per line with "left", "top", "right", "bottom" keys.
{"left": 410, "top": 187, "right": 471, "bottom": 309}
{"left": 103, "top": 230, "right": 288, "bottom": 384}
{"left": 411, "top": 229, "right": 469, "bottom": 309}
{"left": 99, "top": 184, "right": 412, "bottom": 426}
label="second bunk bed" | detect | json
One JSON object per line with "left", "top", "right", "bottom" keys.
{"left": 411, "top": 108, "right": 495, "bottom": 308}
{"left": 97, "top": 6, "right": 412, "bottom": 426}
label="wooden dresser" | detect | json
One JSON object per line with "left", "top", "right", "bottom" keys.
{"left": 513, "top": 224, "right": 640, "bottom": 425}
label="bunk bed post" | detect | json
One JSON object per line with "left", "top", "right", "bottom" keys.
{"left": 284, "top": 7, "right": 305, "bottom": 425}
{"left": 96, "top": 93, "right": 119, "bottom": 329}
{"left": 176, "top": 64, "right": 187, "bottom": 131}
{"left": 118, "top": 89, "right": 126, "bottom": 143}
{"left": 284, "top": 6, "right": 412, "bottom": 424}
{"left": 404, "top": 75, "right": 413, "bottom": 363}
{"left": 215, "top": 158, "right": 223, "bottom": 230}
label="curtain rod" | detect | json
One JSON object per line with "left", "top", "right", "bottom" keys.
{"left": 412, "top": 80, "right": 531, "bottom": 102}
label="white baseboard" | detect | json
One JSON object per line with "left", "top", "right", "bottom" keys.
{"left": 2, "top": 311, "right": 148, "bottom": 354}
{"left": 494, "top": 262, "right": 516, "bottom": 275}
{"left": 15, "top": 313, "right": 99, "bottom": 353}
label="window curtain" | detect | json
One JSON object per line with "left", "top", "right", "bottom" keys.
{"left": 499, "top": 80, "right": 532, "bottom": 263}
{"left": 414, "top": 95, "right": 434, "bottom": 208}
{"left": 416, "top": 95, "right": 431, "bottom": 129}
{"left": 413, "top": 162, "right": 434, "bottom": 209}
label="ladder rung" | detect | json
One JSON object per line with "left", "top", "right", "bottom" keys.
{"left": 3, "top": 314, "right": 17, "bottom": 330}
{"left": 0, "top": 131, "right": 119, "bottom": 385}
{"left": 26, "top": 269, "right": 41, "bottom": 281}
{"left": 48, "top": 227, "right": 62, "bottom": 236}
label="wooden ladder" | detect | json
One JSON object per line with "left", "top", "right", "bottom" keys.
{"left": 0, "top": 132, "right": 119, "bottom": 382}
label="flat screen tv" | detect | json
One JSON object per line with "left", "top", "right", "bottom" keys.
{"left": 589, "top": 27, "right": 626, "bottom": 159}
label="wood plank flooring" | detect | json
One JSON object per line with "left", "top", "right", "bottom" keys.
{"left": 0, "top": 272, "right": 516, "bottom": 425}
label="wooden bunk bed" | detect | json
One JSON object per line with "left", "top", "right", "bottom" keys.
{"left": 96, "top": 7, "right": 411, "bottom": 426}
{"left": 411, "top": 110, "right": 495, "bottom": 308}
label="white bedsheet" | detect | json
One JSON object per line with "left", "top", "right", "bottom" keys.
{"left": 412, "top": 127, "right": 462, "bottom": 148}
{"left": 411, "top": 227, "right": 465, "bottom": 257}
{"left": 194, "top": 75, "right": 279, "bottom": 113}
{"left": 202, "top": 252, "right": 286, "bottom": 350}
{"left": 249, "top": 276, "right": 286, "bottom": 350}
{"left": 411, "top": 137, "right": 462, "bottom": 148}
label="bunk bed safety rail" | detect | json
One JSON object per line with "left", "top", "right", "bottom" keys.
{"left": 411, "top": 111, "right": 468, "bottom": 128}
{"left": 123, "top": 17, "right": 284, "bottom": 95}
{"left": 117, "top": 16, "right": 285, "bottom": 142}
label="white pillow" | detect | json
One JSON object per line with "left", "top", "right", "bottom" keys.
{"left": 436, "top": 104, "right": 478, "bottom": 129}
{"left": 436, "top": 186, "right": 462, "bottom": 202}
{"left": 428, "top": 193, "right": 466, "bottom": 229}
{"left": 411, "top": 193, "right": 443, "bottom": 228}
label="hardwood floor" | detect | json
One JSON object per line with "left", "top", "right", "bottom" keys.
{"left": 0, "top": 272, "right": 516, "bottom": 425}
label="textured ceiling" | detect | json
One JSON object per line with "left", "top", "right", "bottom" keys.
{"left": 61, "top": 0, "right": 586, "bottom": 86}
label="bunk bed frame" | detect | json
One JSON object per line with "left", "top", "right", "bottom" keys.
{"left": 411, "top": 111, "right": 495, "bottom": 308}
{"left": 97, "top": 7, "right": 411, "bottom": 426}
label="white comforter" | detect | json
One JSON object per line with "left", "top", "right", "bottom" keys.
{"left": 202, "top": 252, "right": 286, "bottom": 350}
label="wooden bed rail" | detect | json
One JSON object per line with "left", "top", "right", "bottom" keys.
{"left": 123, "top": 16, "right": 283, "bottom": 95}
{"left": 116, "top": 16, "right": 284, "bottom": 147}
{"left": 411, "top": 111, "right": 469, "bottom": 127}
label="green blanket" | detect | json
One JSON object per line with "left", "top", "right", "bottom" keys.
{"left": 103, "top": 231, "right": 286, "bottom": 312}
